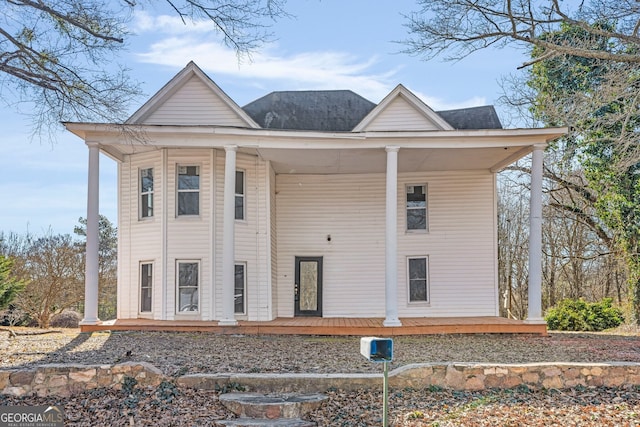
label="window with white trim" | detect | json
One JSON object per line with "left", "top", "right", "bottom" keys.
{"left": 140, "top": 168, "right": 154, "bottom": 218}
{"left": 406, "top": 184, "right": 427, "bottom": 230}
{"left": 234, "top": 263, "right": 246, "bottom": 314}
{"left": 235, "top": 170, "right": 245, "bottom": 220}
{"left": 177, "top": 166, "right": 200, "bottom": 216}
{"left": 408, "top": 257, "right": 429, "bottom": 303}
{"left": 140, "top": 263, "right": 153, "bottom": 313}
{"left": 177, "top": 261, "right": 199, "bottom": 312}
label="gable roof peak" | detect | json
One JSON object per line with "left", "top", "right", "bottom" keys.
{"left": 353, "top": 84, "right": 454, "bottom": 132}
{"left": 126, "top": 61, "right": 260, "bottom": 128}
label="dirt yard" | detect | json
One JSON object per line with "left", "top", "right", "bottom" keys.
{"left": 1, "top": 329, "right": 640, "bottom": 425}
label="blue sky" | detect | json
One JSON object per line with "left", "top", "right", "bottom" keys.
{"left": 0, "top": 0, "right": 528, "bottom": 235}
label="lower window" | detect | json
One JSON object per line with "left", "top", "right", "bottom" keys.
{"left": 408, "top": 257, "right": 429, "bottom": 303}
{"left": 177, "top": 261, "right": 199, "bottom": 312}
{"left": 235, "top": 263, "right": 246, "bottom": 314}
{"left": 140, "top": 263, "right": 153, "bottom": 313}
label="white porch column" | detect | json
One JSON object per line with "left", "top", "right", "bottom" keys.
{"left": 80, "top": 143, "right": 100, "bottom": 325}
{"left": 384, "top": 146, "right": 402, "bottom": 327}
{"left": 527, "top": 144, "right": 545, "bottom": 323}
{"left": 219, "top": 145, "right": 238, "bottom": 326}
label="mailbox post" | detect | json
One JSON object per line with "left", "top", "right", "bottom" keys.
{"left": 360, "top": 337, "right": 393, "bottom": 427}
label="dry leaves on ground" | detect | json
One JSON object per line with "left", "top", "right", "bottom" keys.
{"left": 2, "top": 330, "right": 640, "bottom": 375}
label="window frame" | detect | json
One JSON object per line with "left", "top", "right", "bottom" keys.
{"left": 234, "top": 262, "right": 247, "bottom": 315}
{"left": 235, "top": 169, "right": 246, "bottom": 221}
{"left": 176, "top": 165, "right": 201, "bottom": 217}
{"left": 139, "top": 167, "right": 154, "bottom": 219}
{"left": 176, "top": 260, "right": 200, "bottom": 314}
{"left": 405, "top": 183, "right": 428, "bottom": 232}
{"left": 407, "top": 256, "right": 430, "bottom": 304}
{"left": 139, "top": 262, "right": 153, "bottom": 314}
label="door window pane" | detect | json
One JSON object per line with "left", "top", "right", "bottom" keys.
{"left": 299, "top": 261, "right": 318, "bottom": 311}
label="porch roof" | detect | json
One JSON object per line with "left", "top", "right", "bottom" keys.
{"left": 63, "top": 123, "right": 567, "bottom": 173}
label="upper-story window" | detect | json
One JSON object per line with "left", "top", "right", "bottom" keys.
{"left": 235, "top": 170, "right": 245, "bottom": 220}
{"left": 140, "top": 168, "right": 153, "bottom": 218}
{"left": 406, "top": 184, "right": 427, "bottom": 231}
{"left": 177, "top": 165, "right": 200, "bottom": 216}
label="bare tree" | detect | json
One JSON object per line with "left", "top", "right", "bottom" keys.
{"left": 1, "top": 0, "right": 287, "bottom": 137}
{"left": 404, "top": 0, "right": 640, "bottom": 66}
{"left": 12, "top": 234, "right": 84, "bottom": 328}
{"left": 74, "top": 215, "right": 118, "bottom": 320}
{"left": 497, "top": 171, "right": 530, "bottom": 319}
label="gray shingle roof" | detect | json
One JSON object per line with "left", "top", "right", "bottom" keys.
{"left": 242, "top": 90, "right": 376, "bottom": 131}
{"left": 437, "top": 106, "right": 502, "bottom": 130}
{"left": 242, "top": 90, "right": 502, "bottom": 131}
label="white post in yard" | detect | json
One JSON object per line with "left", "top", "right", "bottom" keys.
{"left": 219, "top": 145, "right": 238, "bottom": 326}
{"left": 526, "top": 144, "right": 545, "bottom": 323}
{"left": 384, "top": 146, "right": 402, "bottom": 327}
{"left": 81, "top": 142, "right": 100, "bottom": 325}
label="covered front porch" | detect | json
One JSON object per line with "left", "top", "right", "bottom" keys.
{"left": 79, "top": 316, "right": 547, "bottom": 336}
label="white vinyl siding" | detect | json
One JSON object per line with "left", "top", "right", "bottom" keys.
{"left": 269, "top": 165, "right": 278, "bottom": 319}
{"left": 166, "top": 150, "right": 213, "bottom": 320}
{"left": 120, "top": 149, "right": 496, "bottom": 321}
{"left": 276, "top": 170, "right": 497, "bottom": 318}
{"left": 364, "top": 97, "right": 441, "bottom": 131}
{"left": 143, "top": 76, "right": 248, "bottom": 126}
{"left": 214, "top": 153, "right": 271, "bottom": 321}
{"left": 118, "top": 151, "right": 163, "bottom": 319}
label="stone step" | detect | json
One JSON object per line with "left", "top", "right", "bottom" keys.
{"left": 219, "top": 393, "right": 327, "bottom": 420}
{"left": 217, "top": 418, "right": 316, "bottom": 427}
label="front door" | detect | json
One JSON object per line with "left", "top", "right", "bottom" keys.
{"left": 294, "top": 256, "right": 323, "bottom": 317}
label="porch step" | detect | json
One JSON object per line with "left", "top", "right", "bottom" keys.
{"left": 218, "top": 393, "right": 326, "bottom": 426}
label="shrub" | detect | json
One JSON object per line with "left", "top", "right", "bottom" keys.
{"left": 50, "top": 310, "right": 81, "bottom": 328}
{"left": 0, "top": 305, "right": 30, "bottom": 326}
{"left": 545, "top": 298, "right": 624, "bottom": 331}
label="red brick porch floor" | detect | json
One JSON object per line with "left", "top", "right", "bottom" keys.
{"left": 80, "top": 316, "right": 547, "bottom": 336}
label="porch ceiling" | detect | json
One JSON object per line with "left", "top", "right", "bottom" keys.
{"left": 254, "top": 146, "right": 527, "bottom": 174}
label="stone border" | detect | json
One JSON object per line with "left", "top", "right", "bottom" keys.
{"left": 3, "top": 362, "right": 640, "bottom": 397}
{"left": 0, "top": 362, "right": 164, "bottom": 397}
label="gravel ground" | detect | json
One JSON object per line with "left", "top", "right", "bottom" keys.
{"left": 2, "top": 328, "right": 640, "bottom": 425}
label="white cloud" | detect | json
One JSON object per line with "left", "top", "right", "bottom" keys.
{"left": 131, "top": 10, "right": 219, "bottom": 35}
{"left": 132, "top": 10, "right": 487, "bottom": 108}
{"left": 136, "top": 36, "right": 397, "bottom": 101}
